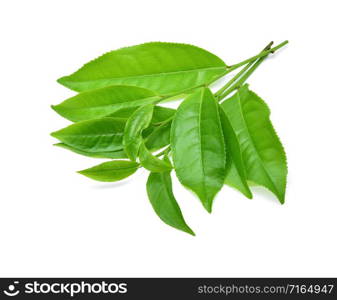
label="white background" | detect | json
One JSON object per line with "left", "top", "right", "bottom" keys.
{"left": 1, "top": 0, "right": 336, "bottom": 277}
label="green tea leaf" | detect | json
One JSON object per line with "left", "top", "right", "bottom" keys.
{"left": 58, "top": 42, "right": 227, "bottom": 95}
{"left": 219, "top": 108, "right": 252, "bottom": 199}
{"left": 145, "top": 121, "right": 171, "bottom": 151}
{"left": 123, "top": 104, "right": 154, "bottom": 161}
{"left": 78, "top": 160, "right": 139, "bottom": 182}
{"left": 139, "top": 143, "right": 172, "bottom": 172}
{"left": 221, "top": 84, "right": 287, "bottom": 203}
{"left": 146, "top": 169, "right": 195, "bottom": 235}
{"left": 54, "top": 143, "right": 127, "bottom": 159}
{"left": 171, "top": 88, "right": 226, "bottom": 212}
{"left": 51, "top": 118, "right": 125, "bottom": 152}
{"left": 52, "top": 85, "right": 161, "bottom": 122}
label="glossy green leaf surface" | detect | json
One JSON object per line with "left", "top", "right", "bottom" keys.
{"left": 221, "top": 84, "right": 287, "bottom": 203}
{"left": 51, "top": 118, "right": 125, "bottom": 152}
{"left": 108, "top": 105, "right": 175, "bottom": 124}
{"left": 54, "top": 143, "right": 127, "bottom": 159}
{"left": 123, "top": 104, "right": 154, "bottom": 161}
{"left": 58, "top": 42, "right": 227, "bottom": 95}
{"left": 145, "top": 121, "right": 171, "bottom": 151}
{"left": 146, "top": 168, "right": 194, "bottom": 235}
{"left": 151, "top": 106, "right": 176, "bottom": 124}
{"left": 78, "top": 160, "right": 139, "bottom": 182}
{"left": 219, "top": 108, "right": 252, "bottom": 199}
{"left": 171, "top": 88, "right": 226, "bottom": 212}
{"left": 52, "top": 85, "right": 161, "bottom": 122}
{"left": 139, "top": 143, "right": 172, "bottom": 172}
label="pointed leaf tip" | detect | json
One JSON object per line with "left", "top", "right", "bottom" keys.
{"left": 57, "top": 76, "right": 68, "bottom": 86}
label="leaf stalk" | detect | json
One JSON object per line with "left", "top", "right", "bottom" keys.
{"left": 156, "top": 40, "right": 288, "bottom": 105}
{"left": 226, "top": 40, "right": 288, "bottom": 71}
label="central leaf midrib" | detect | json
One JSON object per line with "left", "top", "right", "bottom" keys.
{"left": 63, "top": 132, "right": 123, "bottom": 138}
{"left": 88, "top": 166, "right": 138, "bottom": 173}
{"left": 64, "top": 96, "right": 161, "bottom": 110}
{"left": 68, "top": 66, "right": 227, "bottom": 83}
{"left": 197, "top": 89, "right": 208, "bottom": 201}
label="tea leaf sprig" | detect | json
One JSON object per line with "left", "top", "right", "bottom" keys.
{"left": 51, "top": 41, "right": 288, "bottom": 235}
